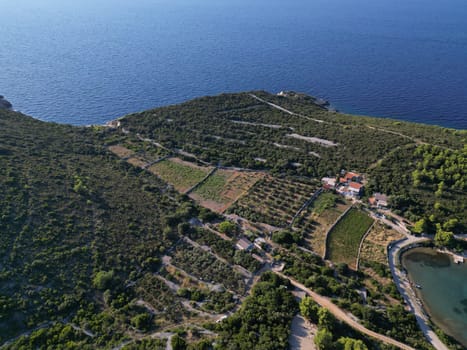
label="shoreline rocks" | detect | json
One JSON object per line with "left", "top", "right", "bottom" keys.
{"left": 0, "top": 95, "right": 13, "bottom": 110}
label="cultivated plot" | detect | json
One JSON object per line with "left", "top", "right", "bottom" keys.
{"left": 326, "top": 208, "right": 374, "bottom": 268}
{"left": 230, "top": 176, "right": 319, "bottom": 228}
{"left": 149, "top": 158, "right": 213, "bottom": 193}
{"left": 294, "top": 192, "right": 351, "bottom": 257}
{"left": 190, "top": 169, "right": 264, "bottom": 213}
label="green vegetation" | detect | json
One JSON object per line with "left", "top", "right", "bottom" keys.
{"left": 1, "top": 90, "right": 465, "bottom": 348}
{"left": 310, "top": 192, "right": 338, "bottom": 215}
{"left": 150, "top": 158, "right": 211, "bottom": 192}
{"left": 368, "top": 144, "right": 466, "bottom": 237}
{"left": 327, "top": 208, "right": 374, "bottom": 267}
{"left": 192, "top": 171, "right": 229, "bottom": 201}
{"left": 300, "top": 297, "right": 369, "bottom": 350}
{"left": 0, "top": 110, "right": 200, "bottom": 347}
{"left": 170, "top": 242, "right": 246, "bottom": 294}
{"left": 184, "top": 226, "right": 261, "bottom": 272}
{"left": 218, "top": 221, "right": 238, "bottom": 235}
{"left": 279, "top": 248, "right": 432, "bottom": 349}
{"left": 121, "top": 91, "right": 463, "bottom": 178}
{"left": 229, "top": 176, "right": 318, "bottom": 227}
{"left": 216, "top": 272, "right": 297, "bottom": 349}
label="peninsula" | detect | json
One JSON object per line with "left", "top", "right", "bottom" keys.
{"left": 0, "top": 91, "right": 465, "bottom": 350}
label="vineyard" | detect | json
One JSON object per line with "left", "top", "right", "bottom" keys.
{"left": 326, "top": 208, "right": 374, "bottom": 268}
{"left": 229, "top": 176, "right": 320, "bottom": 228}
{"left": 190, "top": 169, "right": 264, "bottom": 212}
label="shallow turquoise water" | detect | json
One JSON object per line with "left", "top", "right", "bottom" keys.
{"left": 402, "top": 248, "right": 467, "bottom": 347}
{"left": 1, "top": 0, "right": 467, "bottom": 127}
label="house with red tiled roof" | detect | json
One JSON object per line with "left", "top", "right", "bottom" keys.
{"left": 348, "top": 181, "right": 363, "bottom": 195}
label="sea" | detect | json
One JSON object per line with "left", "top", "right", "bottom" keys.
{"left": 1, "top": 0, "right": 467, "bottom": 128}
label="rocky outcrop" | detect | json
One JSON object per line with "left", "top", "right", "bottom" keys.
{"left": 0, "top": 95, "right": 13, "bottom": 110}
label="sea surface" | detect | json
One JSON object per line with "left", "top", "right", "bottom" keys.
{"left": 1, "top": 0, "right": 467, "bottom": 128}
{"left": 402, "top": 248, "right": 467, "bottom": 347}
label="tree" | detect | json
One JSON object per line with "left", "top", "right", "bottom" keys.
{"left": 443, "top": 218, "right": 459, "bottom": 232}
{"left": 412, "top": 219, "right": 426, "bottom": 235}
{"left": 434, "top": 224, "right": 454, "bottom": 247}
{"left": 272, "top": 230, "right": 301, "bottom": 245}
{"left": 318, "top": 307, "right": 336, "bottom": 332}
{"left": 218, "top": 221, "right": 237, "bottom": 235}
{"left": 171, "top": 334, "right": 187, "bottom": 350}
{"left": 131, "top": 313, "right": 151, "bottom": 331}
{"left": 92, "top": 270, "right": 114, "bottom": 290}
{"left": 299, "top": 296, "right": 319, "bottom": 324}
{"left": 337, "top": 337, "right": 368, "bottom": 350}
{"left": 314, "top": 328, "right": 334, "bottom": 350}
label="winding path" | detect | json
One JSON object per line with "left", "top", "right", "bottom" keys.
{"left": 274, "top": 272, "right": 416, "bottom": 350}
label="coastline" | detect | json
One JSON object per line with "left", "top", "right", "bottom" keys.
{"left": 387, "top": 237, "right": 450, "bottom": 350}
{"left": 401, "top": 247, "right": 467, "bottom": 348}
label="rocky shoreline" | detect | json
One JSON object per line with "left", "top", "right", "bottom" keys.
{"left": 0, "top": 95, "right": 13, "bottom": 110}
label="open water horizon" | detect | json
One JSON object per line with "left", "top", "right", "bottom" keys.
{"left": 1, "top": 0, "right": 466, "bottom": 129}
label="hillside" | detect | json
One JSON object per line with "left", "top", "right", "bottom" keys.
{"left": 119, "top": 91, "right": 466, "bottom": 233}
{"left": 0, "top": 92, "right": 465, "bottom": 350}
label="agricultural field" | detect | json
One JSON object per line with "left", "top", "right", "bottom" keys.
{"left": 107, "top": 134, "right": 169, "bottom": 159}
{"left": 326, "top": 208, "right": 374, "bottom": 268}
{"left": 360, "top": 222, "right": 404, "bottom": 266}
{"left": 149, "top": 158, "right": 213, "bottom": 193}
{"left": 229, "top": 176, "right": 320, "bottom": 228}
{"left": 185, "top": 228, "right": 262, "bottom": 272}
{"left": 108, "top": 144, "right": 135, "bottom": 158}
{"left": 170, "top": 242, "right": 246, "bottom": 295}
{"left": 133, "top": 273, "right": 188, "bottom": 327}
{"left": 189, "top": 169, "right": 264, "bottom": 212}
{"left": 108, "top": 139, "right": 170, "bottom": 170}
{"left": 293, "top": 192, "right": 351, "bottom": 257}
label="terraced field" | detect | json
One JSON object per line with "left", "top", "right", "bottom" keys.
{"left": 293, "top": 192, "right": 351, "bottom": 257}
{"left": 326, "top": 208, "right": 374, "bottom": 268}
{"left": 170, "top": 242, "right": 246, "bottom": 295}
{"left": 190, "top": 169, "right": 264, "bottom": 212}
{"left": 149, "top": 158, "right": 213, "bottom": 193}
{"left": 229, "top": 176, "right": 320, "bottom": 228}
{"left": 108, "top": 138, "right": 171, "bottom": 171}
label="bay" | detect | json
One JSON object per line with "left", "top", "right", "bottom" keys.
{"left": 402, "top": 248, "right": 467, "bottom": 347}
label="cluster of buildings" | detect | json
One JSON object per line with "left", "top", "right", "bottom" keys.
{"left": 321, "top": 171, "right": 389, "bottom": 208}
{"left": 321, "top": 171, "right": 364, "bottom": 198}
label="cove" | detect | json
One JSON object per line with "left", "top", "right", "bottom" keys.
{"left": 402, "top": 247, "right": 467, "bottom": 347}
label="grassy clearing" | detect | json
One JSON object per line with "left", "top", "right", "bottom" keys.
{"left": 192, "top": 170, "right": 231, "bottom": 202}
{"left": 190, "top": 169, "right": 263, "bottom": 213}
{"left": 108, "top": 144, "right": 135, "bottom": 158}
{"left": 149, "top": 158, "right": 212, "bottom": 193}
{"left": 310, "top": 192, "right": 338, "bottom": 215}
{"left": 327, "top": 208, "right": 374, "bottom": 268}
{"left": 127, "top": 156, "right": 149, "bottom": 168}
{"left": 360, "top": 222, "right": 404, "bottom": 265}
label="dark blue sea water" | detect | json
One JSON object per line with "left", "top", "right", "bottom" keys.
{"left": 1, "top": 0, "right": 467, "bottom": 129}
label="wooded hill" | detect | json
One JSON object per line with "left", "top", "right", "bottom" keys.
{"left": 120, "top": 91, "right": 466, "bottom": 233}
{"left": 0, "top": 91, "right": 465, "bottom": 349}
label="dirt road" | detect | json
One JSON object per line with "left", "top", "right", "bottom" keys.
{"left": 275, "top": 272, "right": 416, "bottom": 350}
